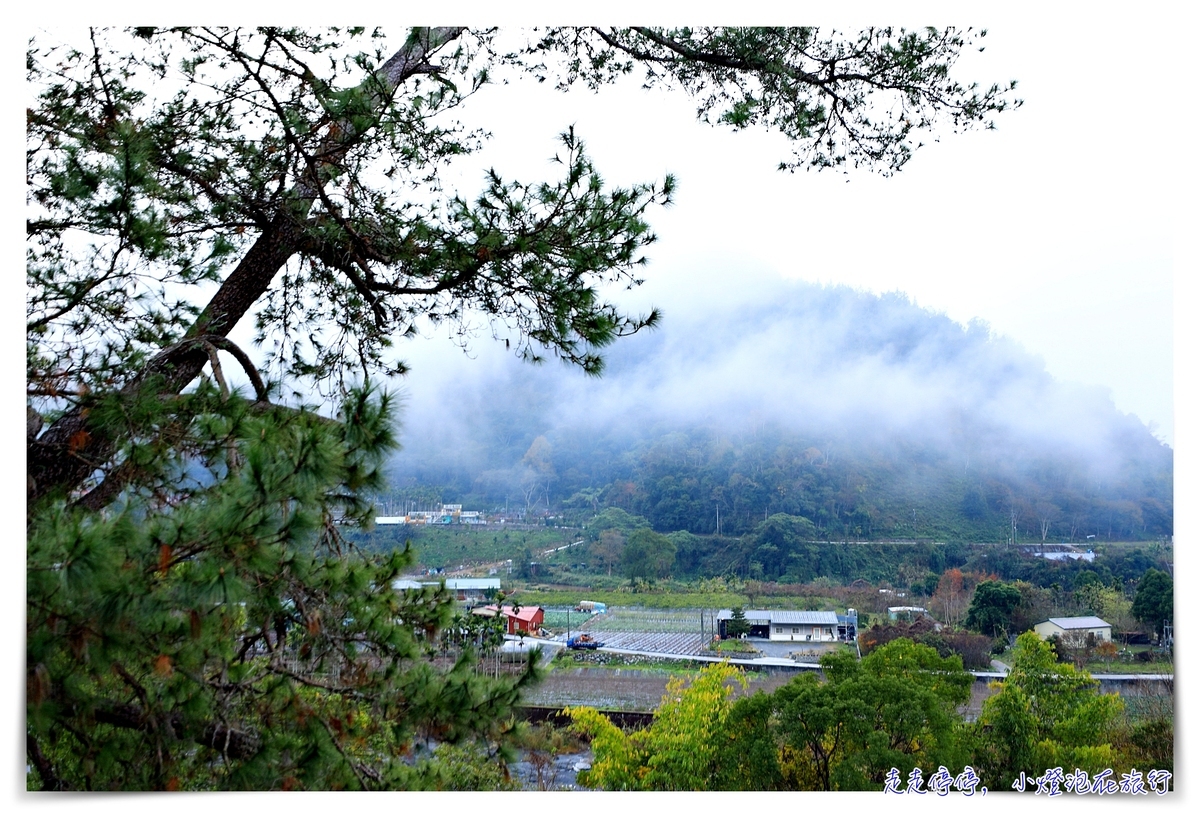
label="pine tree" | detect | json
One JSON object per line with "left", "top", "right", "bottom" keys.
{"left": 27, "top": 27, "right": 1018, "bottom": 790}
{"left": 726, "top": 606, "right": 751, "bottom": 639}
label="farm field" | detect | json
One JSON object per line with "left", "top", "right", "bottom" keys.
{"left": 559, "top": 631, "right": 711, "bottom": 656}
{"left": 537, "top": 606, "right": 849, "bottom": 659}
{"left": 582, "top": 607, "right": 708, "bottom": 633}
{"left": 543, "top": 607, "right": 716, "bottom": 656}
{"left": 539, "top": 609, "right": 602, "bottom": 631}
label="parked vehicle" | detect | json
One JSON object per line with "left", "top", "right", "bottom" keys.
{"left": 567, "top": 634, "right": 604, "bottom": 650}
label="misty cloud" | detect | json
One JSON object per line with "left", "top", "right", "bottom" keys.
{"left": 387, "top": 277, "right": 1166, "bottom": 490}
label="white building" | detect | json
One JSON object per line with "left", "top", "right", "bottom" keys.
{"left": 717, "top": 609, "right": 852, "bottom": 642}
{"left": 1033, "top": 616, "right": 1112, "bottom": 644}
{"left": 391, "top": 576, "right": 502, "bottom": 604}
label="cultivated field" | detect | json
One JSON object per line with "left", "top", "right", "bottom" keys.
{"left": 545, "top": 607, "right": 717, "bottom": 656}
{"left": 578, "top": 607, "right": 709, "bottom": 633}
{"left": 571, "top": 632, "right": 711, "bottom": 655}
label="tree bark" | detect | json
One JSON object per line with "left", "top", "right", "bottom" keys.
{"left": 91, "top": 701, "right": 262, "bottom": 761}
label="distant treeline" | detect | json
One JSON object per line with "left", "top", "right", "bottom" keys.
{"left": 386, "top": 419, "right": 1172, "bottom": 544}
{"left": 584, "top": 507, "right": 1169, "bottom": 589}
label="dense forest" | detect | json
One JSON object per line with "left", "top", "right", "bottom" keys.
{"left": 382, "top": 282, "right": 1172, "bottom": 545}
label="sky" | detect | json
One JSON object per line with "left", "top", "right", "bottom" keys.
{"left": 395, "top": 17, "right": 1176, "bottom": 446}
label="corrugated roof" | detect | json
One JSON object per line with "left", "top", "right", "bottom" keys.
{"left": 718, "top": 609, "right": 839, "bottom": 625}
{"left": 444, "top": 578, "right": 501, "bottom": 589}
{"left": 393, "top": 577, "right": 500, "bottom": 591}
{"left": 472, "top": 605, "right": 541, "bottom": 622}
{"left": 1047, "top": 616, "right": 1111, "bottom": 630}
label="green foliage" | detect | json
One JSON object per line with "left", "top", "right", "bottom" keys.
{"left": 428, "top": 742, "right": 519, "bottom": 791}
{"left": 1131, "top": 568, "right": 1173, "bottom": 637}
{"left": 726, "top": 606, "right": 751, "bottom": 639}
{"left": 1072, "top": 582, "right": 1132, "bottom": 633}
{"left": 713, "top": 693, "right": 783, "bottom": 789}
{"left": 621, "top": 528, "right": 677, "bottom": 582}
{"left": 587, "top": 507, "right": 652, "bottom": 538}
{"left": 1116, "top": 718, "right": 1173, "bottom": 778}
{"left": 568, "top": 662, "right": 748, "bottom": 790}
{"left": 774, "top": 640, "right": 971, "bottom": 790}
{"left": 27, "top": 386, "right": 541, "bottom": 790}
{"left": 572, "top": 640, "right": 972, "bottom": 791}
{"left": 970, "top": 632, "right": 1124, "bottom": 789}
{"left": 964, "top": 579, "right": 1022, "bottom": 638}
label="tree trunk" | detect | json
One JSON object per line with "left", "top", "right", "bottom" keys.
{"left": 27, "top": 28, "right": 467, "bottom": 508}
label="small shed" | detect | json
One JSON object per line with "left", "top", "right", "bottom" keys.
{"left": 1033, "top": 616, "right": 1112, "bottom": 644}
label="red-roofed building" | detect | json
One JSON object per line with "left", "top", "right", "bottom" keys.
{"left": 472, "top": 605, "right": 545, "bottom": 635}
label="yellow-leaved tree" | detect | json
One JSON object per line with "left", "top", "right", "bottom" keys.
{"left": 567, "top": 662, "right": 746, "bottom": 790}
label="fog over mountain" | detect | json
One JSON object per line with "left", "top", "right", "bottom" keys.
{"left": 382, "top": 278, "right": 1171, "bottom": 540}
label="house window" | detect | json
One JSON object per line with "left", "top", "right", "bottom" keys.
{"left": 792, "top": 627, "right": 798, "bottom": 634}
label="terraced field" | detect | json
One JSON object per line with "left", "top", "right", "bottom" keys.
{"left": 580, "top": 631, "right": 710, "bottom": 655}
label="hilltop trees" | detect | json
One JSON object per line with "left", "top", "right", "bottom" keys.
{"left": 28, "top": 26, "right": 1019, "bottom": 789}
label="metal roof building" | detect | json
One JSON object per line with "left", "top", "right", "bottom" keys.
{"left": 716, "top": 609, "right": 853, "bottom": 642}
{"left": 1033, "top": 616, "right": 1112, "bottom": 644}
{"left": 392, "top": 577, "right": 501, "bottom": 601}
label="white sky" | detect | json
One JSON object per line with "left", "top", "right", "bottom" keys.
{"left": 424, "top": 17, "right": 1175, "bottom": 444}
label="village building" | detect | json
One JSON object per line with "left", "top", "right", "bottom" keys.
{"left": 1033, "top": 615, "right": 1112, "bottom": 644}
{"left": 392, "top": 577, "right": 501, "bottom": 605}
{"left": 1015, "top": 544, "right": 1096, "bottom": 562}
{"left": 471, "top": 604, "right": 546, "bottom": 636}
{"left": 716, "top": 609, "right": 858, "bottom": 642}
{"left": 887, "top": 606, "right": 929, "bottom": 622}
{"left": 375, "top": 503, "right": 485, "bottom": 526}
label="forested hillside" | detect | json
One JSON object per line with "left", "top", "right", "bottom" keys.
{"left": 384, "top": 281, "right": 1172, "bottom": 543}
